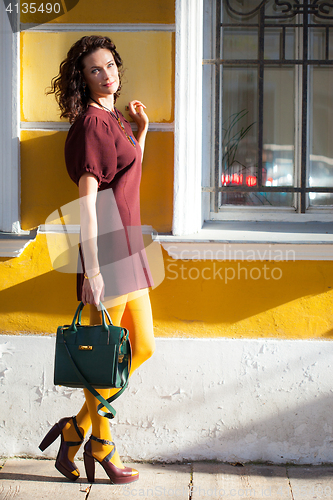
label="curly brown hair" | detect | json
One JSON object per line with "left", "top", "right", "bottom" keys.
{"left": 48, "top": 35, "right": 124, "bottom": 124}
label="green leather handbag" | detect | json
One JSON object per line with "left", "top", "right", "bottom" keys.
{"left": 54, "top": 301, "right": 131, "bottom": 419}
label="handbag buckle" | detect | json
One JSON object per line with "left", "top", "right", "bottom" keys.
{"left": 79, "top": 345, "right": 93, "bottom": 351}
{"left": 118, "top": 354, "right": 124, "bottom": 363}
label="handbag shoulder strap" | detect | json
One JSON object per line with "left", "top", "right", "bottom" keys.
{"left": 63, "top": 338, "right": 128, "bottom": 419}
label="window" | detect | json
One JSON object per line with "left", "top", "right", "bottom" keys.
{"left": 203, "top": 0, "right": 333, "bottom": 218}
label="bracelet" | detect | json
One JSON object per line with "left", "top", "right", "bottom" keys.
{"left": 84, "top": 271, "right": 101, "bottom": 280}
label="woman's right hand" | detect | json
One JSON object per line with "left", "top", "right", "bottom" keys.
{"left": 82, "top": 272, "right": 105, "bottom": 307}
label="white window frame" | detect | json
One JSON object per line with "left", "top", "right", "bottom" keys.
{"left": 200, "top": 0, "right": 333, "bottom": 223}
{"left": 173, "top": 0, "right": 204, "bottom": 236}
{"left": 165, "top": 0, "right": 333, "bottom": 260}
{"left": 0, "top": 4, "right": 21, "bottom": 234}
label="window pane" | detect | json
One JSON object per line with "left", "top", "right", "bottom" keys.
{"left": 310, "top": 28, "right": 327, "bottom": 60}
{"left": 308, "top": 11, "right": 333, "bottom": 25}
{"left": 264, "top": 27, "right": 295, "bottom": 60}
{"left": 263, "top": 67, "right": 295, "bottom": 207}
{"left": 309, "top": 67, "right": 333, "bottom": 206}
{"left": 264, "top": 29, "right": 281, "bottom": 60}
{"left": 285, "top": 28, "right": 296, "bottom": 60}
{"left": 222, "top": 28, "right": 258, "bottom": 60}
{"left": 263, "top": 1, "right": 298, "bottom": 24}
{"left": 222, "top": 0, "right": 260, "bottom": 24}
{"left": 220, "top": 67, "right": 259, "bottom": 206}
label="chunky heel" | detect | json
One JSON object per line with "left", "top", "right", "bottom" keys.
{"left": 84, "top": 450, "right": 96, "bottom": 483}
{"left": 84, "top": 435, "right": 139, "bottom": 485}
{"left": 39, "top": 416, "right": 84, "bottom": 481}
{"left": 39, "top": 423, "right": 61, "bottom": 451}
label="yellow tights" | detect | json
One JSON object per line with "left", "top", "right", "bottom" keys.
{"left": 62, "top": 289, "right": 155, "bottom": 466}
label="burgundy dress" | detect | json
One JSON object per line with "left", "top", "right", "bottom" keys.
{"left": 65, "top": 105, "right": 153, "bottom": 300}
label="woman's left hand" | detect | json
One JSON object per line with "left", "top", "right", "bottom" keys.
{"left": 128, "top": 100, "right": 149, "bottom": 132}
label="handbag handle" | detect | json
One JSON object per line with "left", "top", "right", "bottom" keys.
{"left": 70, "top": 301, "right": 113, "bottom": 334}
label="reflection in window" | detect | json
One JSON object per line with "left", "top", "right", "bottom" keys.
{"left": 310, "top": 67, "right": 333, "bottom": 205}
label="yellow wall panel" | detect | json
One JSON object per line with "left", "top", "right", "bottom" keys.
{"left": 21, "top": 0, "right": 175, "bottom": 25}
{"left": 20, "top": 130, "right": 76, "bottom": 230}
{"left": 21, "top": 130, "right": 174, "bottom": 231}
{"left": 1, "top": 239, "right": 333, "bottom": 338}
{"left": 0, "top": 235, "right": 88, "bottom": 334}
{"left": 21, "top": 31, "right": 174, "bottom": 123}
{"left": 141, "top": 132, "right": 173, "bottom": 233}
{"left": 150, "top": 256, "right": 333, "bottom": 339}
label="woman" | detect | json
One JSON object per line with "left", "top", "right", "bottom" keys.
{"left": 39, "top": 35, "right": 155, "bottom": 485}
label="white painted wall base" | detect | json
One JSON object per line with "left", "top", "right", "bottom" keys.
{"left": 0, "top": 335, "right": 332, "bottom": 464}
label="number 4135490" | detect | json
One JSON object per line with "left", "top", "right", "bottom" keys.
{"left": 6, "top": 3, "right": 61, "bottom": 14}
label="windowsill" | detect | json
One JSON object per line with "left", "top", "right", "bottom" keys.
{"left": 208, "top": 207, "right": 333, "bottom": 222}
{"left": 156, "top": 221, "right": 333, "bottom": 260}
{"left": 0, "top": 230, "right": 37, "bottom": 258}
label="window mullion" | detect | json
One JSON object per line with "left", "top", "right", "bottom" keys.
{"left": 295, "top": 15, "right": 303, "bottom": 213}
{"left": 300, "top": 1, "right": 309, "bottom": 213}
{"left": 257, "top": 4, "right": 265, "bottom": 188}
{"left": 214, "top": 0, "right": 221, "bottom": 213}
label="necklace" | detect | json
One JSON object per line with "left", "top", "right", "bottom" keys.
{"left": 89, "top": 98, "right": 136, "bottom": 148}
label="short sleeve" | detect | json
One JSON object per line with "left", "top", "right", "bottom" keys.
{"left": 65, "top": 114, "right": 117, "bottom": 187}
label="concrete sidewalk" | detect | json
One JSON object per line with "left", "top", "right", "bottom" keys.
{"left": 1, "top": 459, "right": 333, "bottom": 500}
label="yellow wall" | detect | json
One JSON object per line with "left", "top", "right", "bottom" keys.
{"left": 1, "top": 0, "right": 333, "bottom": 339}
{"left": 20, "top": 130, "right": 173, "bottom": 232}
{"left": 0, "top": 235, "right": 87, "bottom": 333}
{"left": 1, "top": 239, "right": 333, "bottom": 338}
{"left": 21, "top": 31, "right": 174, "bottom": 123}
{"left": 151, "top": 255, "right": 333, "bottom": 339}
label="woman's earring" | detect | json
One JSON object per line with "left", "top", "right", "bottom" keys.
{"left": 82, "top": 82, "right": 87, "bottom": 96}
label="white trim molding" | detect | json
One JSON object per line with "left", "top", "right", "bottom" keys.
{"left": 38, "top": 224, "right": 154, "bottom": 235}
{"left": 21, "top": 23, "right": 176, "bottom": 32}
{"left": 173, "top": 0, "right": 203, "bottom": 236}
{"left": 38, "top": 224, "right": 80, "bottom": 234}
{"left": 157, "top": 221, "right": 333, "bottom": 260}
{"left": 20, "top": 122, "right": 70, "bottom": 131}
{"left": 160, "top": 241, "right": 333, "bottom": 261}
{"left": 0, "top": 4, "right": 20, "bottom": 233}
{"left": 20, "top": 122, "right": 175, "bottom": 132}
{"left": 0, "top": 230, "right": 37, "bottom": 258}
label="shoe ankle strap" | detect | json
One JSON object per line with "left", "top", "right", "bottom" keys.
{"left": 72, "top": 415, "right": 84, "bottom": 441}
{"left": 90, "top": 435, "right": 115, "bottom": 447}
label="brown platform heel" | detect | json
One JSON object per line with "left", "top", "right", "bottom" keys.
{"left": 83, "top": 435, "right": 139, "bottom": 484}
{"left": 39, "top": 416, "right": 84, "bottom": 481}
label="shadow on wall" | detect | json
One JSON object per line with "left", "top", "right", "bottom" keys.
{"left": 323, "top": 329, "right": 333, "bottom": 337}
{"left": 122, "top": 341, "right": 333, "bottom": 465}
{"left": 150, "top": 253, "right": 333, "bottom": 328}
{"left": 158, "top": 395, "right": 333, "bottom": 466}
{"left": 0, "top": 269, "right": 79, "bottom": 317}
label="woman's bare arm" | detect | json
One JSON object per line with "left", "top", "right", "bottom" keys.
{"left": 128, "top": 100, "right": 149, "bottom": 158}
{"left": 78, "top": 173, "right": 104, "bottom": 306}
